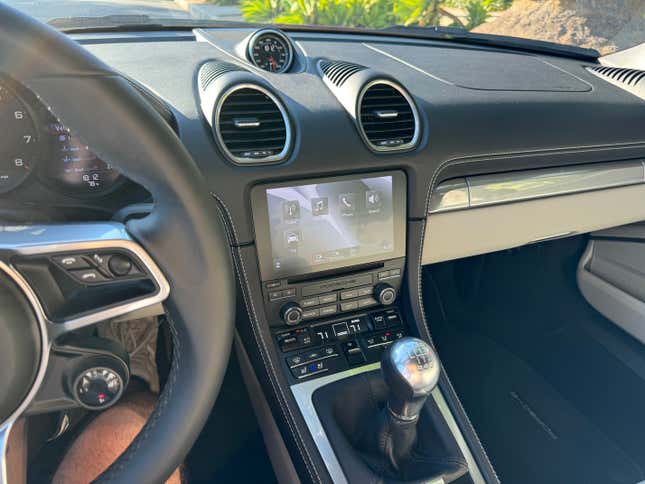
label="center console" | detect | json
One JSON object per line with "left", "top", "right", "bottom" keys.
{"left": 251, "top": 171, "right": 410, "bottom": 381}
{"left": 249, "top": 171, "right": 483, "bottom": 484}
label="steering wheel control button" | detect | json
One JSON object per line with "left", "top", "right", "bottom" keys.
{"left": 374, "top": 283, "right": 397, "bottom": 305}
{"left": 73, "top": 367, "right": 124, "bottom": 410}
{"left": 70, "top": 268, "right": 109, "bottom": 284}
{"left": 281, "top": 302, "right": 304, "bottom": 326}
{"left": 52, "top": 255, "right": 90, "bottom": 270}
{"left": 107, "top": 254, "right": 133, "bottom": 277}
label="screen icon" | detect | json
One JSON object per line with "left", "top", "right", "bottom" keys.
{"left": 310, "top": 197, "right": 329, "bottom": 216}
{"left": 284, "top": 229, "right": 302, "bottom": 248}
{"left": 339, "top": 193, "right": 356, "bottom": 215}
{"left": 282, "top": 200, "right": 300, "bottom": 221}
{"left": 365, "top": 190, "right": 382, "bottom": 212}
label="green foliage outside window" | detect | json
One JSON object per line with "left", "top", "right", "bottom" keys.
{"left": 240, "top": 0, "right": 510, "bottom": 30}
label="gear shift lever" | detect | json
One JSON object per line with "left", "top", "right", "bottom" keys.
{"left": 382, "top": 337, "right": 441, "bottom": 420}
{"left": 378, "top": 337, "right": 441, "bottom": 470}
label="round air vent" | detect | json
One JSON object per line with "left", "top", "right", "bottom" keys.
{"left": 357, "top": 80, "right": 420, "bottom": 152}
{"left": 215, "top": 84, "right": 292, "bottom": 165}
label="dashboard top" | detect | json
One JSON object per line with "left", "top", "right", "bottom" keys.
{"left": 3, "top": 27, "right": 645, "bottom": 239}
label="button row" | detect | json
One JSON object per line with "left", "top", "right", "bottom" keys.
{"left": 277, "top": 309, "right": 403, "bottom": 353}
{"left": 363, "top": 329, "right": 405, "bottom": 349}
{"left": 269, "top": 288, "right": 296, "bottom": 302}
{"left": 286, "top": 346, "right": 338, "bottom": 368}
{"left": 377, "top": 269, "right": 402, "bottom": 281}
{"left": 277, "top": 327, "right": 313, "bottom": 352}
{"left": 52, "top": 252, "right": 141, "bottom": 285}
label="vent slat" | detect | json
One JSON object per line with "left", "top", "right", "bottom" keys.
{"left": 199, "top": 61, "right": 246, "bottom": 91}
{"left": 216, "top": 86, "right": 290, "bottom": 163}
{"left": 588, "top": 65, "right": 645, "bottom": 90}
{"left": 358, "top": 82, "right": 418, "bottom": 151}
{"left": 319, "top": 60, "right": 366, "bottom": 87}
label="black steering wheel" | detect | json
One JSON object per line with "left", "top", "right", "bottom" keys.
{"left": 0, "top": 4, "right": 235, "bottom": 483}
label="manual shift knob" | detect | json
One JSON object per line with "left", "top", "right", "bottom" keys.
{"left": 381, "top": 337, "right": 440, "bottom": 421}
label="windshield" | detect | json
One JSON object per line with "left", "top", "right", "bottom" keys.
{"left": 8, "top": 0, "right": 645, "bottom": 54}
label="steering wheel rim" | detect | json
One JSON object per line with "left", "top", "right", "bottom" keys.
{"left": 0, "top": 4, "right": 236, "bottom": 483}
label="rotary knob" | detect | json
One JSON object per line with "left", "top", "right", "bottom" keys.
{"left": 73, "top": 366, "right": 124, "bottom": 410}
{"left": 280, "top": 302, "right": 304, "bottom": 326}
{"left": 374, "top": 283, "right": 397, "bottom": 306}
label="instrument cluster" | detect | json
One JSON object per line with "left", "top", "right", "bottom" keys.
{"left": 0, "top": 77, "right": 124, "bottom": 198}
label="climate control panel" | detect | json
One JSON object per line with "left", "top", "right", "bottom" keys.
{"left": 276, "top": 306, "right": 407, "bottom": 383}
{"left": 262, "top": 257, "right": 404, "bottom": 327}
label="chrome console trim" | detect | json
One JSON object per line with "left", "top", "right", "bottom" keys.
{"left": 291, "top": 363, "right": 484, "bottom": 484}
{"left": 0, "top": 423, "right": 11, "bottom": 484}
{"left": 428, "top": 160, "right": 645, "bottom": 214}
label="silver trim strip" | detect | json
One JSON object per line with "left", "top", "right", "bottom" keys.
{"left": 0, "top": 423, "right": 11, "bottom": 484}
{"left": 428, "top": 160, "right": 645, "bottom": 214}
{"left": 214, "top": 83, "right": 293, "bottom": 165}
{"left": 291, "top": 363, "right": 484, "bottom": 484}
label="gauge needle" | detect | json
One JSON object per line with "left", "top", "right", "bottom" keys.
{"left": 269, "top": 56, "right": 277, "bottom": 72}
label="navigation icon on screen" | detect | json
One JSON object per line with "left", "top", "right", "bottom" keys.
{"left": 284, "top": 229, "right": 302, "bottom": 248}
{"left": 311, "top": 197, "right": 329, "bottom": 216}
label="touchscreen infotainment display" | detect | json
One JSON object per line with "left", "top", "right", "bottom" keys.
{"left": 251, "top": 171, "right": 406, "bottom": 280}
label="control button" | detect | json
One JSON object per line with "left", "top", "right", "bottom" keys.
{"left": 357, "top": 286, "right": 373, "bottom": 297}
{"left": 319, "top": 293, "right": 338, "bottom": 304}
{"left": 332, "top": 321, "right": 350, "bottom": 339}
{"left": 378, "top": 270, "right": 391, "bottom": 280}
{"left": 283, "top": 288, "right": 297, "bottom": 297}
{"left": 347, "top": 316, "right": 369, "bottom": 334}
{"left": 53, "top": 255, "right": 90, "bottom": 270}
{"left": 281, "top": 302, "right": 304, "bottom": 326}
{"left": 320, "top": 305, "right": 338, "bottom": 317}
{"left": 291, "top": 365, "right": 309, "bottom": 378}
{"left": 340, "top": 301, "right": 358, "bottom": 312}
{"left": 277, "top": 327, "right": 312, "bottom": 352}
{"left": 358, "top": 297, "right": 378, "bottom": 309}
{"left": 302, "top": 297, "right": 320, "bottom": 308}
{"left": 313, "top": 326, "right": 333, "bottom": 343}
{"left": 74, "top": 367, "right": 124, "bottom": 410}
{"left": 340, "top": 289, "right": 358, "bottom": 300}
{"left": 70, "top": 268, "right": 109, "bottom": 284}
{"left": 305, "top": 350, "right": 322, "bottom": 361}
{"left": 371, "top": 312, "right": 387, "bottom": 330}
{"left": 302, "top": 308, "right": 320, "bottom": 320}
{"left": 291, "top": 360, "right": 328, "bottom": 379}
{"left": 302, "top": 274, "right": 373, "bottom": 297}
{"left": 108, "top": 254, "right": 133, "bottom": 277}
{"left": 286, "top": 355, "right": 304, "bottom": 367}
{"left": 269, "top": 290, "right": 283, "bottom": 301}
{"left": 342, "top": 340, "right": 366, "bottom": 366}
{"left": 374, "top": 283, "right": 397, "bottom": 306}
{"left": 323, "top": 346, "right": 336, "bottom": 356}
{"left": 266, "top": 280, "right": 281, "bottom": 290}
{"left": 385, "top": 309, "right": 402, "bottom": 327}
{"left": 390, "top": 269, "right": 401, "bottom": 277}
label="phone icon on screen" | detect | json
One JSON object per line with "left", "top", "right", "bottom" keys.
{"left": 339, "top": 193, "right": 356, "bottom": 215}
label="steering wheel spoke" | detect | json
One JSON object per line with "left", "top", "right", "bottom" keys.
{"left": 0, "top": 222, "right": 169, "bottom": 338}
{"left": 0, "top": 222, "right": 169, "bottom": 426}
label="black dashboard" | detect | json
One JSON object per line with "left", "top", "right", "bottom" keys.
{"left": 2, "top": 20, "right": 645, "bottom": 484}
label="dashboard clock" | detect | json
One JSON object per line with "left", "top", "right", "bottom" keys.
{"left": 248, "top": 29, "right": 294, "bottom": 73}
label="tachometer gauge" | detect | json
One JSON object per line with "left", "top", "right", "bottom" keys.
{"left": 248, "top": 29, "right": 294, "bottom": 73}
{"left": 0, "top": 81, "right": 40, "bottom": 194}
{"left": 43, "top": 121, "right": 122, "bottom": 196}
